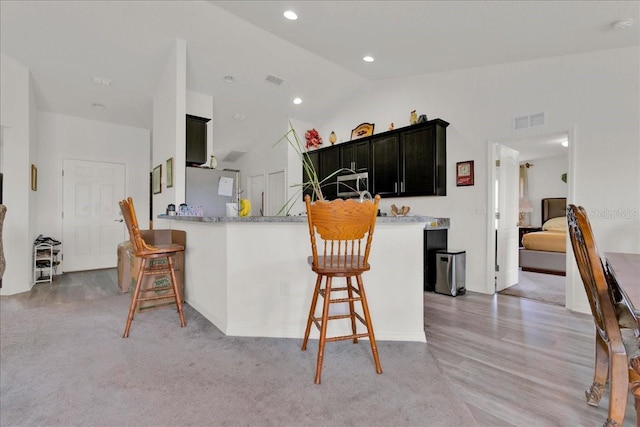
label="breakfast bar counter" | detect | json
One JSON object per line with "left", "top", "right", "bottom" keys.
{"left": 155, "top": 214, "right": 449, "bottom": 343}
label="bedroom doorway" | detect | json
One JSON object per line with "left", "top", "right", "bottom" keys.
{"left": 488, "top": 132, "right": 569, "bottom": 305}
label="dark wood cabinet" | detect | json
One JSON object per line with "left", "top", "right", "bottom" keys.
{"left": 371, "top": 119, "right": 448, "bottom": 197}
{"left": 303, "top": 118, "right": 448, "bottom": 200}
{"left": 340, "top": 140, "right": 370, "bottom": 172}
{"left": 400, "top": 124, "right": 447, "bottom": 196}
{"left": 319, "top": 148, "right": 340, "bottom": 200}
{"left": 371, "top": 135, "right": 400, "bottom": 196}
{"left": 302, "top": 151, "right": 320, "bottom": 200}
{"left": 186, "top": 115, "right": 210, "bottom": 165}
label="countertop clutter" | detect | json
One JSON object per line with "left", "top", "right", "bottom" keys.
{"left": 158, "top": 214, "right": 450, "bottom": 228}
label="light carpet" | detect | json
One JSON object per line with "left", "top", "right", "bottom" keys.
{"left": 1, "top": 293, "right": 476, "bottom": 426}
{"left": 499, "top": 270, "right": 565, "bottom": 306}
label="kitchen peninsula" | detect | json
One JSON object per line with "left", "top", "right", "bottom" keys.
{"left": 156, "top": 214, "right": 449, "bottom": 343}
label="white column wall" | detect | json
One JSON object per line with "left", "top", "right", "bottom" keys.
{"left": 0, "top": 53, "right": 36, "bottom": 295}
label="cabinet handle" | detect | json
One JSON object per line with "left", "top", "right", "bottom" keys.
{"left": 401, "top": 182, "right": 405, "bottom": 192}
{"left": 394, "top": 182, "right": 398, "bottom": 193}
{"left": 351, "top": 161, "right": 355, "bottom": 171}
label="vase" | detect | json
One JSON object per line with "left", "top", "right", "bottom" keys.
{"left": 329, "top": 131, "right": 337, "bottom": 145}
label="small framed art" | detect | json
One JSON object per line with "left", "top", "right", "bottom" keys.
{"left": 166, "top": 157, "right": 173, "bottom": 188}
{"left": 456, "top": 160, "right": 474, "bottom": 187}
{"left": 152, "top": 164, "right": 162, "bottom": 194}
{"left": 31, "top": 164, "right": 37, "bottom": 191}
{"left": 350, "top": 122, "right": 375, "bottom": 140}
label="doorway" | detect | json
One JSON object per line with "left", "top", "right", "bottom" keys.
{"left": 62, "top": 159, "right": 126, "bottom": 272}
{"left": 488, "top": 132, "right": 569, "bottom": 304}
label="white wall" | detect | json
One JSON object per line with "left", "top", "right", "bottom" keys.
{"left": 0, "top": 53, "right": 37, "bottom": 295}
{"left": 525, "top": 156, "right": 568, "bottom": 226}
{"left": 293, "top": 47, "right": 639, "bottom": 313}
{"left": 36, "top": 112, "right": 150, "bottom": 263}
{"left": 152, "top": 39, "right": 187, "bottom": 219}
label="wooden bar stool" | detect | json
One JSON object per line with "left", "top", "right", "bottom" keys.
{"left": 302, "top": 194, "right": 382, "bottom": 384}
{"left": 119, "top": 197, "right": 186, "bottom": 338}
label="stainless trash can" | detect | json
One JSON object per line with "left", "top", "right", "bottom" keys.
{"left": 435, "top": 250, "right": 466, "bottom": 296}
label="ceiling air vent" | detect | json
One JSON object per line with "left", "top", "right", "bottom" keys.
{"left": 222, "top": 150, "right": 247, "bottom": 162}
{"left": 265, "top": 74, "right": 284, "bottom": 86}
{"left": 513, "top": 112, "right": 546, "bottom": 130}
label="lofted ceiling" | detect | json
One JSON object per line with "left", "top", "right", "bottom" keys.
{"left": 1, "top": 1, "right": 638, "bottom": 160}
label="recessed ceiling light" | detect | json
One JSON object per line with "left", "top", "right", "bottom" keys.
{"left": 293, "top": 97, "right": 302, "bottom": 105}
{"left": 223, "top": 75, "right": 235, "bottom": 84}
{"left": 561, "top": 139, "right": 568, "bottom": 147}
{"left": 363, "top": 56, "right": 374, "bottom": 63}
{"left": 283, "top": 10, "right": 298, "bottom": 20}
{"left": 612, "top": 19, "right": 634, "bottom": 30}
{"left": 92, "top": 103, "right": 105, "bottom": 110}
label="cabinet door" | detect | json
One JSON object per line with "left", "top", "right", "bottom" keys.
{"left": 401, "top": 126, "right": 436, "bottom": 195}
{"left": 371, "top": 135, "right": 399, "bottom": 196}
{"left": 400, "top": 124, "right": 447, "bottom": 196}
{"left": 302, "top": 151, "right": 320, "bottom": 200}
{"left": 186, "top": 115, "right": 209, "bottom": 165}
{"left": 341, "top": 141, "right": 370, "bottom": 172}
{"left": 319, "top": 148, "right": 340, "bottom": 200}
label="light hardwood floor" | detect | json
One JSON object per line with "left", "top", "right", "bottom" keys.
{"left": 424, "top": 291, "right": 638, "bottom": 426}
{"left": 3, "top": 270, "right": 637, "bottom": 426}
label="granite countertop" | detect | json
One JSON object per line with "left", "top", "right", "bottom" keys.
{"left": 158, "top": 214, "right": 449, "bottom": 229}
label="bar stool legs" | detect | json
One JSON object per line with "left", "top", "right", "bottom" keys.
{"left": 123, "top": 255, "right": 185, "bottom": 338}
{"left": 302, "top": 273, "right": 382, "bottom": 384}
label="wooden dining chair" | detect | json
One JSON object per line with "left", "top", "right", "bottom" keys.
{"left": 302, "top": 194, "right": 382, "bottom": 384}
{"left": 119, "top": 197, "right": 186, "bottom": 338}
{"left": 567, "top": 204, "right": 640, "bottom": 426}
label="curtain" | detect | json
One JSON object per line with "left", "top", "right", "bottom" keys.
{"left": 519, "top": 165, "right": 532, "bottom": 226}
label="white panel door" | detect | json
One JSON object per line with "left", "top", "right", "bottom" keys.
{"left": 267, "top": 169, "right": 286, "bottom": 216}
{"left": 63, "top": 159, "right": 126, "bottom": 271}
{"left": 496, "top": 145, "right": 520, "bottom": 291}
{"left": 248, "top": 174, "right": 265, "bottom": 216}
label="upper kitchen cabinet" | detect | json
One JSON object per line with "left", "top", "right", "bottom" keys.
{"left": 302, "top": 118, "right": 448, "bottom": 200}
{"left": 371, "top": 119, "right": 448, "bottom": 197}
{"left": 319, "top": 147, "right": 340, "bottom": 200}
{"left": 340, "top": 140, "right": 370, "bottom": 173}
{"left": 186, "top": 115, "right": 210, "bottom": 165}
{"left": 302, "top": 151, "right": 321, "bottom": 200}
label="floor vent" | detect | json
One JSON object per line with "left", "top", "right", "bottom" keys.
{"left": 513, "top": 112, "right": 546, "bottom": 130}
{"left": 222, "top": 150, "right": 247, "bottom": 162}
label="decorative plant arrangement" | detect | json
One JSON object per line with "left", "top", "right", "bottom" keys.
{"left": 275, "top": 122, "right": 358, "bottom": 215}
{"left": 304, "top": 128, "right": 323, "bottom": 149}
{"left": 276, "top": 124, "right": 324, "bottom": 207}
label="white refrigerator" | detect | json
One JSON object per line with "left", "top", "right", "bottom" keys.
{"left": 185, "top": 167, "right": 239, "bottom": 217}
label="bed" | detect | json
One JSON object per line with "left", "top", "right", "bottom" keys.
{"left": 519, "top": 197, "right": 567, "bottom": 276}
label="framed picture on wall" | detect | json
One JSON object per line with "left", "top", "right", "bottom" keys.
{"left": 31, "top": 164, "right": 37, "bottom": 191}
{"left": 166, "top": 157, "right": 173, "bottom": 188}
{"left": 152, "top": 164, "right": 162, "bottom": 194}
{"left": 456, "top": 160, "right": 474, "bottom": 186}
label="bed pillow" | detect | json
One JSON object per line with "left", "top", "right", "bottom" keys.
{"left": 542, "top": 216, "right": 567, "bottom": 232}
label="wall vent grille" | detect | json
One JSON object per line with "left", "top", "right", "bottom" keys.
{"left": 222, "top": 150, "right": 247, "bottom": 162}
{"left": 266, "top": 74, "right": 284, "bottom": 86}
{"left": 513, "top": 112, "right": 546, "bottom": 130}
